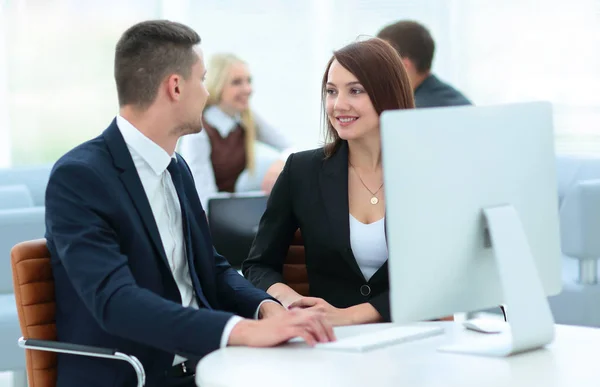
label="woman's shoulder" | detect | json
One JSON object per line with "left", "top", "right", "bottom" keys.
{"left": 289, "top": 146, "right": 326, "bottom": 166}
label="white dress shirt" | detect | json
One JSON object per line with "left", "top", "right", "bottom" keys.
{"left": 116, "top": 115, "right": 244, "bottom": 365}
{"left": 178, "top": 105, "right": 294, "bottom": 208}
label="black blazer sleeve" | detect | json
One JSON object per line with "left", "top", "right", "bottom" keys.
{"left": 242, "top": 154, "right": 298, "bottom": 291}
{"left": 370, "top": 291, "right": 390, "bottom": 322}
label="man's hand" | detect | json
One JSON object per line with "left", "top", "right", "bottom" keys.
{"left": 260, "top": 160, "right": 285, "bottom": 194}
{"left": 228, "top": 309, "right": 336, "bottom": 347}
{"left": 258, "top": 301, "right": 286, "bottom": 319}
{"left": 288, "top": 297, "right": 352, "bottom": 326}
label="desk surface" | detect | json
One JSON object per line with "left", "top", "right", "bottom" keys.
{"left": 196, "top": 322, "right": 600, "bottom": 387}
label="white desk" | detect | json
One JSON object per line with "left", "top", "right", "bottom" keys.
{"left": 196, "top": 322, "right": 600, "bottom": 387}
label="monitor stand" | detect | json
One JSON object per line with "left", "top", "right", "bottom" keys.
{"left": 438, "top": 204, "right": 556, "bottom": 357}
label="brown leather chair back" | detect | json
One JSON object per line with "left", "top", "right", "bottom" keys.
{"left": 282, "top": 230, "right": 309, "bottom": 296}
{"left": 11, "top": 239, "right": 57, "bottom": 387}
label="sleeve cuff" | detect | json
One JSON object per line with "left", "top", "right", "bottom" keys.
{"left": 253, "top": 299, "right": 280, "bottom": 319}
{"left": 368, "top": 292, "right": 390, "bottom": 323}
{"left": 220, "top": 315, "right": 244, "bottom": 348}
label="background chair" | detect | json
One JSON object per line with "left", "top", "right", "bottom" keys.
{"left": 208, "top": 193, "right": 268, "bottom": 268}
{"left": 548, "top": 155, "right": 600, "bottom": 327}
{"left": 0, "top": 207, "right": 44, "bottom": 384}
{"left": 0, "top": 186, "right": 34, "bottom": 210}
{"left": 0, "top": 165, "right": 50, "bottom": 384}
{"left": 0, "top": 165, "right": 52, "bottom": 207}
{"left": 10, "top": 239, "right": 145, "bottom": 387}
{"left": 282, "top": 230, "right": 308, "bottom": 296}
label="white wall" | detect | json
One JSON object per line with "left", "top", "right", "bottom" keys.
{"left": 1, "top": 0, "right": 599, "bottom": 166}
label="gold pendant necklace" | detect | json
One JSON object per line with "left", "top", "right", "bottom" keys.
{"left": 350, "top": 163, "right": 384, "bottom": 205}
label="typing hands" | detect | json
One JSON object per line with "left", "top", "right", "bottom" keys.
{"left": 228, "top": 308, "right": 336, "bottom": 347}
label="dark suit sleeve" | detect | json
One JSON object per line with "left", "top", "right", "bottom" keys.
{"left": 242, "top": 154, "right": 298, "bottom": 291}
{"left": 369, "top": 291, "right": 391, "bottom": 322}
{"left": 46, "top": 161, "right": 235, "bottom": 359}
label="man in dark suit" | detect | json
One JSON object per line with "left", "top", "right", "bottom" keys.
{"left": 377, "top": 20, "right": 472, "bottom": 108}
{"left": 45, "top": 20, "right": 333, "bottom": 387}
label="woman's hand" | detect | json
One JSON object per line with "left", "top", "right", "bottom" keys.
{"left": 289, "top": 297, "right": 384, "bottom": 326}
{"left": 288, "top": 297, "right": 353, "bottom": 326}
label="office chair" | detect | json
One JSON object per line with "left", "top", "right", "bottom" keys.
{"left": 282, "top": 230, "right": 309, "bottom": 296}
{"left": 10, "top": 239, "right": 145, "bottom": 387}
{"left": 208, "top": 194, "right": 268, "bottom": 268}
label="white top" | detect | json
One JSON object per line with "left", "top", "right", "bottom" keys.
{"left": 349, "top": 215, "right": 388, "bottom": 281}
{"left": 116, "top": 116, "right": 242, "bottom": 363}
{"left": 178, "top": 105, "right": 294, "bottom": 208}
{"left": 196, "top": 322, "right": 600, "bottom": 387}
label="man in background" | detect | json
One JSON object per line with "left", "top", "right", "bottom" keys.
{"left": 377, "top": 20, "right": 472, "bottom": 108}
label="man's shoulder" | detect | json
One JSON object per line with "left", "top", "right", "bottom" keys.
{"left": 416, "top": 74, "right": 472, "bottom": 108}
{"left": 51, "top": 134, "right": 113, "bottom": 180}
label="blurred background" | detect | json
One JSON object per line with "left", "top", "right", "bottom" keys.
{"left": 1, "top": 1, "right": 600, "bottom": 384}
{"left": 1, "top": 0, "right": 599, "bottom": 169}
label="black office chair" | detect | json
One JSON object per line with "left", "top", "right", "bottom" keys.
{"left": 207, "top": 194, "right": 268, "bottom": 268}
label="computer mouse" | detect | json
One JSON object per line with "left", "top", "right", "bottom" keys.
{"left": 462, "top": 318, "right": 506, "bottom": 334}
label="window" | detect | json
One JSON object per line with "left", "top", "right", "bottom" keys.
{"left": 2, "top": 0, "right": 161, "bottom": 166}
{"left": 1, "top": 0, "right": 598, "bottom": 167}
{"left": 449, "top": 0, "right": 600, "bottom": 154}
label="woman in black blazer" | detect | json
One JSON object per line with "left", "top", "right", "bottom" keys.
{"left": 243, "top": 38, "right": 415, "bottom": 325}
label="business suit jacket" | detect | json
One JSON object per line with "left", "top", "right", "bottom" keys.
{"left": 243, "top": 141, "right": 391, "bottom": 321}
{"left": 45, "top": 120, "right": 271, "bottom": 387}
{"left": 414, "top": 74, "right": 472, "bottom": 108}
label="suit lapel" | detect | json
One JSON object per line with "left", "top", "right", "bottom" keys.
{"left": 102, "top": 120, "right": 170, "bottom": 270}
{"left": 318, "top": 142, "right": 365, "bottom": 280}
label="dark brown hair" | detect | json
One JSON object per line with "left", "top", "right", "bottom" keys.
{"left": 114, "top": 20, "right": 201, "bottom": 109}
{"left": 321, "top": 38, "right": 415, "bottom": 157}
{"left": 377, "top": 20, "right": 435, "bottom": 73}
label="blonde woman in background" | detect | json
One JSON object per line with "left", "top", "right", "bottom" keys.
{"left": 179, "top": 53, "right": 293, "bottom": 208}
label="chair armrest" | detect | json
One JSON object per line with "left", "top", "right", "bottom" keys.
{"left": 560, "top": 179, "right": 600, "bottom": 284}
{"left": 18, "top": 337, "right": 146, "bottom": 387}
{"left": 560, "top": 179, "right": 600, "bottom": 259}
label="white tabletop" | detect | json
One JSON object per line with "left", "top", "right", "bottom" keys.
{"left": 196, "top": 322, "right": 600, "bottom": 387}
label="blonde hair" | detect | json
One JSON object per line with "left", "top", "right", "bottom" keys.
{"left": 205, "top": 53, "right": 256, "bottom": 173}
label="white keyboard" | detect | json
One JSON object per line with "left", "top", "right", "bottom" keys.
{"left": 315, "top": 325, "right": 444, "bottom": 352}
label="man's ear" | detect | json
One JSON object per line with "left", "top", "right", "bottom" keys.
{"left": 401, "top": 57, "right": 414, "bottom": 73}
{"left": 166, "top": 74, "right": 182, "bottom": 102}
{"left": 400, "top": 58, "right": 420, "bottom": 89}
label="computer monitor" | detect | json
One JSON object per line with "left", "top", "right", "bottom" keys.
{"left": 207, "top": 192, "right": 268, "bottom": 268}
{"left": 380, "top": 101, "right": 562, "bottom": 356}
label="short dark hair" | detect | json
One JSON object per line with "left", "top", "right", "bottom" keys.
{"left": 377, "top": 20, "right": 435, "bottom": 73}
{"left": 321, "top": 38, "right": 415, "bottom": 157}
{"left": 114, "top": 20, "right": 201, "bottom": 109}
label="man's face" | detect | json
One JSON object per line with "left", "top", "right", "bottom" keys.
{"left": 176, "top": 46, "right": 209, "bottom": 136}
